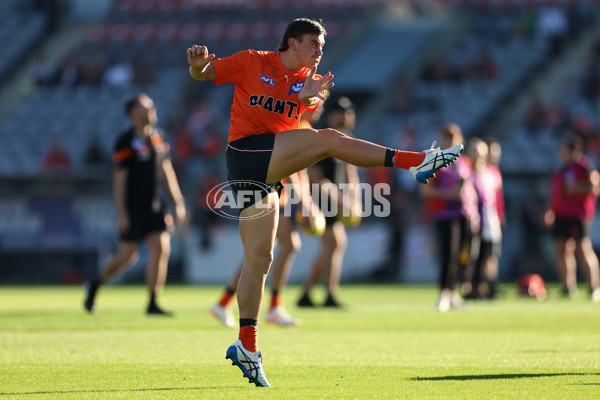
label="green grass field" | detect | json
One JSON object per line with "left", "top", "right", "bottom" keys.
{"left": 1, "top": 284, "right": 599, "bottom": 399}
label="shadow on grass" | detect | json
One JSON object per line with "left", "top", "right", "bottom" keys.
{"left": 568, "top": 383, "right": 600, "bottom": 386}
{"left": 0, "top": 386, "right": 228, "bottom": 396}
{"left": 410, "top": 373, "right": 599, "bottom": 381}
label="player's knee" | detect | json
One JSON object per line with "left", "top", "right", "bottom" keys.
{"left": 334, "top": 224, "right": 348, "bottom": 248}
{"left": 148, "top": 234, "right": 170, "bottom": 258}
{"left": 321, "top": 232, "right": 338, "bottom": 252}
{"left": 290, "top": 233, "right": 302, "bottom": 253}
{"left": 324, "top": 225, "right": 346, "bottom": 251}
{"left": 317, "top": 128, "right": 346, "bottom": 156}
{"left": 161, "top": 236, "right": 172, "bottom": 254}
{"left": 282, "top": 240, "right": 302, "bottom": 258}
{"left": 160, "top": 242, "right": 171, "bottom": 258}
{"left": 126, "top": 251, "right": 140, "bottom": 265}
{"left": 336, "top": 237, "right": 348, "bottom": 252}
{"left": 245, "top": 248, "right": 273, "bottom": 271}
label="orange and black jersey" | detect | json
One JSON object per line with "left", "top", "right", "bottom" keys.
{"left": 211, "top": 50, "right": 319, "bottom": 142}
{"left": 113, "top": 128, "right": 169, "bottom": 214}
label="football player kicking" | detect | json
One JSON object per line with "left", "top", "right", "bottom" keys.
{"left": 187, "top": 18, "right": 463, "bottom": 387}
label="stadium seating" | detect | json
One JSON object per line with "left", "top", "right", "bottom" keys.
{"left": 0, "top": 1, "right": 49, "bottom": 83}
{"left": 1, "top": 0, "right": 599, "bottom": 179}
{"left": 0, "top": 0, "right": 382, "bottom": 176}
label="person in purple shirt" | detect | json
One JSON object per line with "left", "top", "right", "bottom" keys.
{"left": 421, "top": 124, "right": 479, "bottom": 312}
{"left": 544, "top": 135, "right": 600, "bottom": 301}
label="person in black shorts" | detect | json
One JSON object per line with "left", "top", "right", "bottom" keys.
{"left": 84, "top": 93, "right": 186, "bottom": 315}
{"left": 187, "top": 18, "right": 463, "bottom": 387}
{"left": 298, "top": 97, "right": 361, "bottom": 308}
{"left": 544, "top": 135, "right": 600, "bottom": 301}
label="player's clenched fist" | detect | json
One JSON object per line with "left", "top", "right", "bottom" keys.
{"left": 187, "top": 45, "right": 216, "bottom": 80}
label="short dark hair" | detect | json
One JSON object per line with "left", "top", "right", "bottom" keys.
{"left": 562, "top": 134, "right": 584, "bottom": 152}
{"left": 124, "top": 96, "right": 141, "bottom": 117}
{"left": 124, "top": 93, "right": 148, "bottom": 116}
{"left": 277, "top": 18, "right": 326, "bottom": 52}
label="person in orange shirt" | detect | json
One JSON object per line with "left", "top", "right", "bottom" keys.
{"left": 187, "top": 18, "right": 463, "bottom": 387}
{"left": 210, "top": 107, "right": 326, "bottom": 329}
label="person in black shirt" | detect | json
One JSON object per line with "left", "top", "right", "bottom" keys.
{"left": 297, "top": 97, "right": 361, "bottom": 308}
{"left": 84, "top": 93, "right": 186, "bottom": 315}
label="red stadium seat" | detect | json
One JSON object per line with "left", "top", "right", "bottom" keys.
{"left": 250, "top": 22, "right": 272, "bottom": 41}
{"left": 227, "top": 23, "right": 247, "bottom": 41}
{"left": 87, "top": 25, "right": 108, "bottom": 42}
{"left": 138, "top": 0, "right": 159, "bottom": 11}
{"left": 133, "top": 24, "right": 157, "bottom": 42}
{"left": 180, "top": 24, "right": 203, "bottom": 42}
{"left": 204, "top": 22, "right": 225, "bottom": 42}
{"left": 116, "top": 0, "right": 136, "bottom": 12}
{"left": 158, "top": 0, "right": 180, "bottom": 11}
{"left": 158, "top": 24, "right": 179, "bottom": 42}
{"left": 110, "top": 25, "right": 134, "bottom": 42}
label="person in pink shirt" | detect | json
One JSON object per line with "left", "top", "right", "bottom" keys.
{"left": 466, "top": 137, "right": 504, "bottom": 300}
{"left": 544, "top": 135, "right": 600, "bottom": 301}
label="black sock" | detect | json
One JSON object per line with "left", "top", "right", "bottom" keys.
{"left": 149, "top": 291, "right": 157, "bottom": 307}
{"left": 384, "top": 148, "right": 396, "bottom": 167}
{"left": 239, "top": 318, "right": 258, "bottom": 328}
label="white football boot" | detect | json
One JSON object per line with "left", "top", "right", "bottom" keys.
{"left": 209, "top": 304, "right": 236, "bottom": 328}
{"left": 265, "top": 306, "right": 301, "bottom": 326}
{"left": 409, "top": 141, "right": 464, "bottom": 183}
{"left": 226, "top": 340, "right": 271, "bottom": 387}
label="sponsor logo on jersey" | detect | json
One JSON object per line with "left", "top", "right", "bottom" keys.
{"left": 259, "top": 74, "right": 276, "bottom": 86}
{"left": 289, "top": 81, "right": 304, "bottom": 95}
{"left": 132, "top": 138, "right": 151, "bottom": 160}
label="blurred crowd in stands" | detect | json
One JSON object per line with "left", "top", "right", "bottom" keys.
{"left": 11, "top": 0, "right": 598, "bottom": 179}
{"left": 522, "top": 34, "right": 600, "bottom": 160}
{"left": 2, "top": 0, "right": 600, "bottom": 284}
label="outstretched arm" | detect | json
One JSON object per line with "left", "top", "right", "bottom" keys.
{"left": 187, "top": 44, "right": 216, "bottom": 81}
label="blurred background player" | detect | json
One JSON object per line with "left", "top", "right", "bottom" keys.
{"left": 544, "top": 135, "right": 600, "bottom": 301}
{"left": 297, "top": 97, "right": 362, "bottom": 308}
{"left": 464, "top": 137, "right": 504, "bottom": 300}
{"left": 84, "top": 93, "right": 186, "bottom": 315}
{"left": 210, "top": 106, "right": 327, "bottom": 326}
{"left": 420, "top": 124, "right": 479, "bottom": 312}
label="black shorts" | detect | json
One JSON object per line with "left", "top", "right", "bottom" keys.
{"left": 120, "top": 209, "right": 167, "bottom": 242}
{"left": 478, "top": 240, "right": 494, "bottom": 262}
{"left": 314, "top": 193, "right": 338, "bottom": 227}
{"left": 551, "top": 217, "right": 588, "bottom": 240}
{"left": 226, "top": 134, "right": 283, "bottom": 210}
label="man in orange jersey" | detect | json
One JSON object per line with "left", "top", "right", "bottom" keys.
{"left": 83, "top": 93, "right": 186, "bottom": 316}
{"left": 210, "top": 108, "right": 326, "bottom": 328}
{"left": 187, "top": 18, "right": 463, "bottom": 387}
